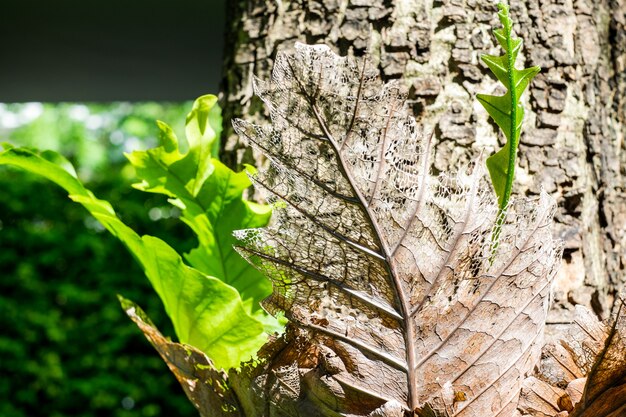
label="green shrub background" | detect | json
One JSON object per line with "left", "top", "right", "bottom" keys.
{"left": 0, "top": 103, "right": 198, "bottom": 416}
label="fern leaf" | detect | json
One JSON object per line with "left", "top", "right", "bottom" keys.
{"left": 477, "top": 3, "right": 540, "bottom": 210}
{"left": 125, "top": 96, "right": 275, "bottom": 321}
{"left": 0, "top": 145, "right": 267, "bottom": 370}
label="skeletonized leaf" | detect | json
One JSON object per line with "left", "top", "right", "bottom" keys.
{"left": 231, "top": 43, "right": 562, "bottom": 416}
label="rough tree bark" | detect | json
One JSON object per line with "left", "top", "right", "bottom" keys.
{"left": 219, "top": 0, "right": 626, "bottom": 330}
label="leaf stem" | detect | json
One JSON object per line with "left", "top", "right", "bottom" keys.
{"left": 503, "top": 11, "right": 517, "bottom": 215}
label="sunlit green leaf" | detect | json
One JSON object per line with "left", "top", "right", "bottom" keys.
{"left": 126, "top": 96, "right": 276, "bottom": 324}
{"left": 185, "top": 94, "right": 222, "bottom": 159}
{"left": 478, "top": 2, "right": 540, "bottom": 208}
{"left": 183, "top": 160, "right": 273, "bottom": 312}
{"left": 0, "top": 145, "right": 266, "bottom": 370}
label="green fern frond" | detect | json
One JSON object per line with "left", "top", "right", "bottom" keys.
{"left": 478, "top": 2, "right": 540, "bottom": 253}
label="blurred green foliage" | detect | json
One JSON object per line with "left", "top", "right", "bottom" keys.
{"left": 0, "top": 102, "right": 199, "bottom": 416}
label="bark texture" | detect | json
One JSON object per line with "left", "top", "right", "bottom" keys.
{"left": 219, "top": 0, "right": 626, "bottom": 327}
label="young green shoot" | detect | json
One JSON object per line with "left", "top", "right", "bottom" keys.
{"left": 477, "top": 2, "right": 540, "bottom": 259}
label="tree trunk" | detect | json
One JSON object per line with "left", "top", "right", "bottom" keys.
{"left": 219, "top": 0, "right": 626, "bottom": 330}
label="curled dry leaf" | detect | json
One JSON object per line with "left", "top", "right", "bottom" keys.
{"left": 570, "top": 299, "right": 626, "bottom": 417}
{"left": 520, "top": 300, "right": 626, "bottom": 417}
{"left": 228, "top": 43, "right": 562, "bottom": 416}
{"left": 118, "top": 296, "right": 242, "bottom": 417}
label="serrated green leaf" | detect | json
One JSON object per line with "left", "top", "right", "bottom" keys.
{"left": 126, "top": 96, "right": 278, "bottom": 330}
{"left": 486, "top": 144, "right": 510, "bottom": 203}
{"left": 0, "top": 145, "right": 266, "bottom": 370}
{"left": 478, "top": 2, "right": 540, "bottom": 209}
{"left": 478, "top": 2, "right": 541, "bottom": 261}
{"left": 477, "top": 93, "right": 513, "bottom": 140}
{"left": 514, "top": 66, "right": 541, "bottom": 98}
{"left": 496, "top": 5, "right": 513, "bottom": 32}
{"left": 481, "top": 54, "right": 508, "bottom": 85}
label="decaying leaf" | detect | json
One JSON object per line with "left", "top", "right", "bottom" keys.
{"left": 520, "top": 300, "right": 626, "bottom": 417}
{"left": 229, "top": 43, "right": 562, "bottom": 416}
{"left": 118, "top": 296, "right": 242, "bottom": 417}
{"left": 539, "top": 306, "right": 608, "bottom": 389}
{"left": 570, "top": 299, "right": 626, "bottom": 417}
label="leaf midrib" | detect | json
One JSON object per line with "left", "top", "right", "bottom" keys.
{"left": 286, "top": 57, "right": 420, "bottom": 410}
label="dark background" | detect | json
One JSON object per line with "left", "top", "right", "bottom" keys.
{"left": 0, "top": 0, "right": 226, "bottom": 102}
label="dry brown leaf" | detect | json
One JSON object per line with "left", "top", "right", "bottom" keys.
{"left": 230, "top": 43, "right": 562, "bottom": 416}
{"left": 113, "top": 43, "right": 626, "bottom": 417}
{"left": 570, "top": 300, "right": 626, "bottom": 417}
{"left": 533, "top": 305, "right": 608, "bottom": 393}
{"left": 518, "top": 376, "right": 566, "bottom": 416}
{"left": 521, "top": 299, "right": 626, "bottom": 417}
{"left": 118, "top": 296, "right": 241, "bottom": 417}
